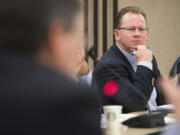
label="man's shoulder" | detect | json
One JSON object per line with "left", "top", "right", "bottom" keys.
{"left": 1, "top": 56, "right": 100, "bottom": 107}
{"left": 25, "top": 65, "right": 94, "bottom": 96}
{"left": 100, "top": 45, "right": 117, "bottom": 60}
{"left": 0, "top": 53, "right": 93, "bottom": 99}
{"left": 94, "top": 45, "right": 125, "bottom": 72}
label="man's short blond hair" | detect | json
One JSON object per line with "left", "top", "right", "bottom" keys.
{"left": 114, "top": 6, "right": 148, "bottom": 29}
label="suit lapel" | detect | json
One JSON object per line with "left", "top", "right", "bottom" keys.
{"left": 111, "top": 44, "right": 164, "bottom": 104}
{"left": 111, "top": 44, "right": 135, "bottom": 73}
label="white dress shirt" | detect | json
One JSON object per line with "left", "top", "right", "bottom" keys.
{"left": 77, "top": 70, "right": 92, "bottom": 86}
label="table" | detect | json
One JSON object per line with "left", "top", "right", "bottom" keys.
{"left": 102, "top": 111, "right": 176, "bottom": 135}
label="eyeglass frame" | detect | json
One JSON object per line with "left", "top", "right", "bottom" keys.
{"left": 116, "top": 26, "right": 149, "bottom": 33}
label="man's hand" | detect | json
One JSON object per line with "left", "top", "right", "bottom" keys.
{"left": 78, "top": 60, "right": 89, "bottom": 76}
{"left": 135, "top": 45, "right": 153, "bottom": 62}
{"left": 72, "top": 47, "right": 86, "bottom": 76}
{"left": 72, "top": 47, "right": 90, "bottom": 76}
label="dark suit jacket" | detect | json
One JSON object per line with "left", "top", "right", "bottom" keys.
{"left": 93, "top": 44, "right": 165, "bottom": 113}
{"left": 0, "top": 48, "right": 101, "bottom": 135}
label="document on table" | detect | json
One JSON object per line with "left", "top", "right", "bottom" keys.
{"left": 155, "top": 104, "right": 175, "bottom": 111}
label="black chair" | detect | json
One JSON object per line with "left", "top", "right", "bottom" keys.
{"left": 177, "top": 62, "right": 180, "bottom": 85}
{"left": 177, "top": 61, "right": 180, "bottom": 74}
{"left": 169, "top": 56, "right": 180, "bottom": 78}
{"left": 169, "top": 56, "right": 180, "bottom": 85}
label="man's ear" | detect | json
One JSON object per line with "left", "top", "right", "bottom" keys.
{"left": 47, "top": 20, "right": 66, "bottom": 54}
{"left": 146, "top": 30, "right": 149, "bottom": 43}
{"left": 114, "top": 29, "right": 120, "bottom": 41}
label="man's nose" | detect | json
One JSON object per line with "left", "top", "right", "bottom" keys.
{"left": 134, "top": 28, "right": 141, "bottom": 36}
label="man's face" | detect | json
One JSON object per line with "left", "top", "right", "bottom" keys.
{"left": 114, "top": 12, "right": 148, "bottom": 53}
{"left": 49, "top": 12, "right": 85, "bottom": 75}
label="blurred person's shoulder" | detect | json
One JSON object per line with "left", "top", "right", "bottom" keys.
{"left": 0, "top": 51, "right": 99, "bottom": 105}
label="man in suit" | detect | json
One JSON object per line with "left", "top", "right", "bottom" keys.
{"left": 93, "top": 6, "right": 165, "bottom": 113}
{"left": 0, "top": 0, "right": 101, "bottom": 134}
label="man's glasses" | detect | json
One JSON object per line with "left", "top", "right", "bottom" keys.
{"left": 116, "top": 27, "right": 149, "bottom": 33}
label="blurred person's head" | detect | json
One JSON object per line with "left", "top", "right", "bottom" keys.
{"left": 0, "top": 0, "right": 84, "bottom": 74}
{"left": 114, "top": 6, "right": 149, "bottom": 53}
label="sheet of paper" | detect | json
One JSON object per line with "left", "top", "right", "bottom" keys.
{"left": 156, "top": 104, "right": 175, "bottom": 110}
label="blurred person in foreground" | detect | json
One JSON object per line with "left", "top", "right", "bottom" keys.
{"left": 0, "top": 0, "right": 101, "bottom": 134}
{"left": 160, "top": 77, "right": 180, "bottom": 135}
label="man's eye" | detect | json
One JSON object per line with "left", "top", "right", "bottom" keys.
{"left": 139, "top": 28, "right": 145, "bottom": 31}
{"left": 127, "top": 28, "right": 135, "bottom": 31}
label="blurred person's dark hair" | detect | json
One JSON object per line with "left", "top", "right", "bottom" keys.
{"left": 114, "top": 6, "right": 148, "bottom": 29}
{"left": 0, "top": 0, "right": 82, "bottom": 54}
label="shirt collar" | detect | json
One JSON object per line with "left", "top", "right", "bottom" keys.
{"left": 116, "top": 43, "right": 137, "bottom": 72}
{"left": 115, "top": 43, "right": 137, "bottom": 64}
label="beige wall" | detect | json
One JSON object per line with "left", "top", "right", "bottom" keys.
{"left": 118, "top": 0, "right": 180, "bottom": 75}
